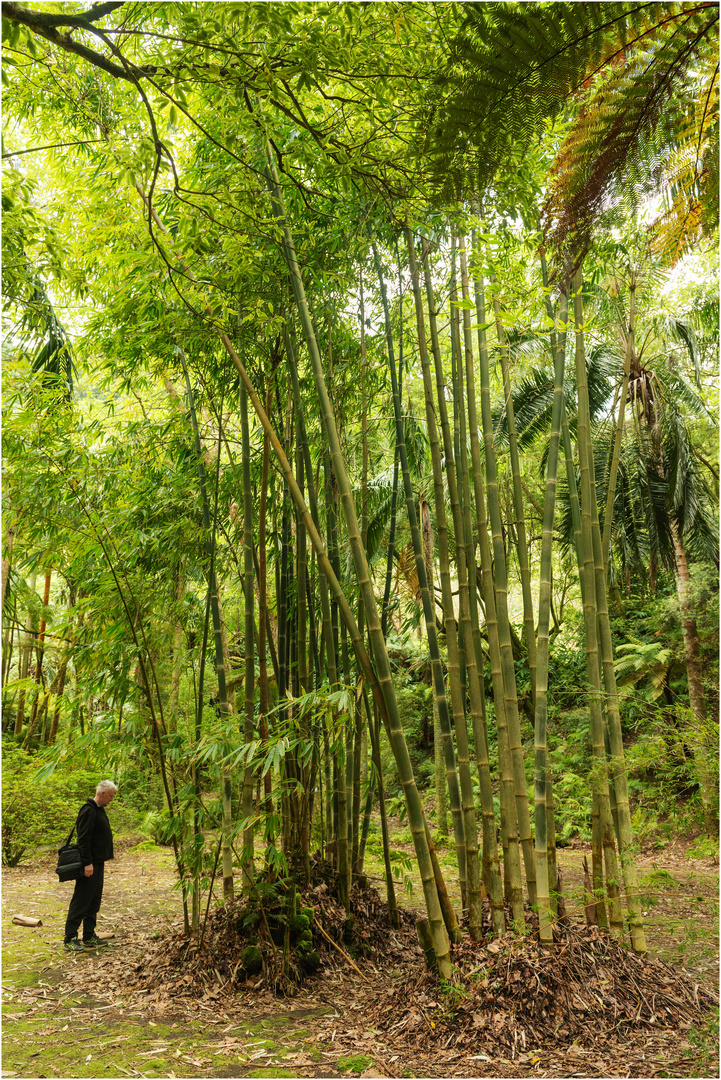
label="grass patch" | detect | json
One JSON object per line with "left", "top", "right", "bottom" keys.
{"left": 337, "top": 1052, "right": 376, "bottom": 1073}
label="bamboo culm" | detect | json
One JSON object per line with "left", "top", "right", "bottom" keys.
{"left": 260, "top": 138, "right": 451, "bottom": 976}
{"left": 531, "top": 284, "right": 568, "bottom": 944}
{"left": 571, "top": 271, "right": 626, "bottom": 942}
{"left": 470, "top": 264, "right": 527, "bottom": 924}
{"left": 179, "top": 351, "right": 233, "bottom": 901}
{"left": 412, "top": 231, "right": 507, "bottom": 934}
{"left": 373, "top": 242, "right": 467, "bottom": 930}
{"left": 240, "top": 383, "right": 256, "bottom": 892}
{"left": 575, "top": 274, "right": 646, "bottom": 951}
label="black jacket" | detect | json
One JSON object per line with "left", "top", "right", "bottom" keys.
{"left": 76, "top": 798, "right": 114, "bottom": 865}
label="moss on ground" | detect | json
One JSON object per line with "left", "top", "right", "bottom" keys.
{"left": 337, "top": 1053, "right": 376, "bottom": 1073}
{"left": 245, "top": 1071, "right": 297, "bottom": 1079}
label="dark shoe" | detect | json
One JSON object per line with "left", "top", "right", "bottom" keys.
{"left": 64, "top": 939, "right": 85, "bottom": 953}
{"left": 83, "top": 935, "right": 109, "bottom": 948}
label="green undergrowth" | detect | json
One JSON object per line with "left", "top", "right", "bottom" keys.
{"left": 683, "top": 1007, "right": 720, "bottom": 1078}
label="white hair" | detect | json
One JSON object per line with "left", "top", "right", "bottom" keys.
{"left": 96, "top": 780, "right": 117, "bottom": 795}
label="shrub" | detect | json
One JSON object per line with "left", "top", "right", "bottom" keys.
{"left": 2, "top": 746, "right": 100, "bottom": 866}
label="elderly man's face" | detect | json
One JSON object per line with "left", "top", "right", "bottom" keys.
{"left": 97, "top": 788, "right": 116, "bottom": 807}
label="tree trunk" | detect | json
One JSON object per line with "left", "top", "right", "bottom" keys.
{"left": 672, "top": 524, "right": 716, "bottom": 832}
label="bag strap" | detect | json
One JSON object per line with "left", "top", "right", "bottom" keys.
{"left": 67, "top": 799, "right": 95, "bottom": 848}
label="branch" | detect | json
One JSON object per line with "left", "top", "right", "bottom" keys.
{"left": 3, "top": 2, "right": 152, "bottom": 82}
{"left": 2, "top": 139, "right": 103, "bottom": 158}
{"left": 3, "top": 2, "right": 125, "bottom": 31}
{"left": 81, "top": 2, "right": 126, "bottom": 23}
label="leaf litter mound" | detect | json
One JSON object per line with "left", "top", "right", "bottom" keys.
{"left": 373, "top": 920, "right": 719, "bottom": 1058}
{"left": 125, "top": 871, "right": 716, "bottom": 1061}
{"left": 127, "top": 877, "right": 417, "bottom": 1001}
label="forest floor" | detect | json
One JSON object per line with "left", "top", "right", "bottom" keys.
{"left": 2, "top": 825, "right": 718, "bottom": 1080}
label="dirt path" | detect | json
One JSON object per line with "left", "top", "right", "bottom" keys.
{"left": 2, "top": 837, "right": 718, "bottom": 1080}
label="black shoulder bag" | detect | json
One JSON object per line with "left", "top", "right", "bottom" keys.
{"left": 55, "top": 820, "right": 84, "bottom": 882}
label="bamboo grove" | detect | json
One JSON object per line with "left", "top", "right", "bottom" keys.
{"left": 2, "top": 2, "right": 718, "bottom": 970}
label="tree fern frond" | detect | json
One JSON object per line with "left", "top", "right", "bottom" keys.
{"left": 650, "top": 64, "right": 719, "bottom": 263}
{"left": 428, "top": 2, "right": 718, "bottom": 269}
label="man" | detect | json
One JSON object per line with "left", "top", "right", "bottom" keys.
{"left": 63, "top": 780, "right": 116, "bottom": 953}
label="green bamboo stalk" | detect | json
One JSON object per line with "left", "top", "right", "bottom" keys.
{"left": 579, "top": 325, "right": 646, "bottom": 945}
{"left": 354, "top": 268, "right": 369, "bottom": 875}
{"left": 410, "top": 230, "right": 507, "bottom": 934}
{"left": 545, "top": 750, "right": 558, "bottom": 915}
{"left": 295, "top": 420, "right": 312, "bottom": 884}
{"left": 489, "top": 283, "right": 538, "bottom": 707}
{"left": 296, "top": 433, "right": 309, "bottom": 700}
{"left": 572, "top": 271, "right": 625, "bottom": 941}
{"left": 471, "top": 263, "right": 528, "bottom": 923}
{"left": 1, "top": 587, "right": 17, "bottom": 693}
{"left": 219, "top": 334, "right": 386, "bottom": 768}
{"left": 421, "top": 495, "right": 448, "bottom": 838}
{"left": 561, "top": 400, "right": 585, "bottom": 598}
{"left": 261, "top": 141, "right": 451, "bottom": 976}
{"left": 537, "top": 251, "right": 572, "bottom": 916}
{"left": 180, "top": 354, "right": 234, "bottom": 900}
{"left": 458, "top": 239, "right": 512, "bottom": 919}
{"left": 14, "top": 570, "right": 36, "bottom": 736}
{"left": 324, "top": 452, "right": 341, "bottom": 685}
{"left": 257, "top": 383, "right": 275, "bottom": 842}
{"left": 240, "top": 383, "right": 256, "bottom": 893}
{"left": 356, "top": 739, "right": 376, "bottom": 873}
{"left": 278, "top": 432, "right": 293, "bottom": 868}
{"left": 284, "top": 324, "right": 339, "bottom": 711}
{"left": 539, "top": 250, "right": 584, "bottom": 605}
{"left": 602, "top": 271, "right": 635, "bottom": 579}
{"left": 531, "top": 284, "right": 568, "bottom": 944}
{"left": 405, "top": 232, "right": 473, "bottom": 908}
{"left": 443, "top": 255, "right": 495, "bottom": 938}
{"left": 324, "top": 452, "right": 349, "bottom": 909}
{"left": 538, "top": 255, "right": 575, "bottom": 910}
{"left": 341, "top": 619, "right": 353, "bottom": 907}
{"left": 465, "top": 234, "right": 522, "bottom": 936}
{"left": 369, "top": 697, "right": 399, "bottom": 928}
{"left": 453, "top": 246, "right": 488, "bottom": 695}
{"left": 373, "top": 242, "right": 468, "bottom": 932}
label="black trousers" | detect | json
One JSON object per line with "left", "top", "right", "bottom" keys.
{"left": 64, "top": 862, "right": 105, "bottom": 942}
